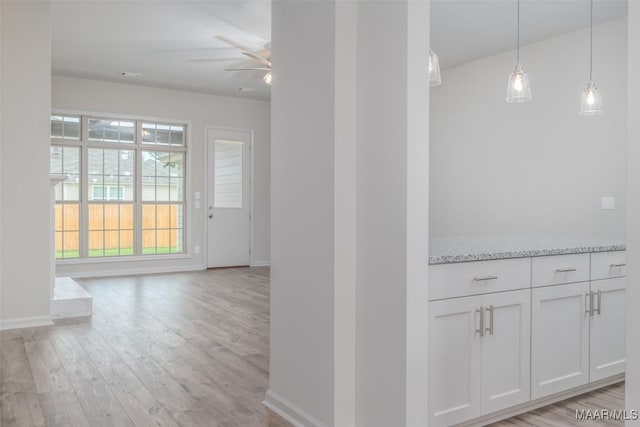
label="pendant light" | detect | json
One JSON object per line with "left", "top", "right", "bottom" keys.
{"left": 506, "top": 0, "right": 532, "bottom": 103}
{"left": 429, "top": 49, "right": 442, "bottom": 86}
{"left": 579, "top": 0, "right": 602, "bottom": 115}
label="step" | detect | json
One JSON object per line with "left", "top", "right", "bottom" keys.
{"left": 52, "top": 277, "right": 93, "bottom": 319}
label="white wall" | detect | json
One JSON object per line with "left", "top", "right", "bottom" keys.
{"left": 268, "top": 1, "right": 429, "bottom": 426}
{"left": 356, "top": 2, "right": 430, "bottom": 426}
{"left": 625, "top": 2, "right": 639, "bottom": 423}
{"left": 0, "top": 1, "right": 53, "bottom": 327}
{"left": 269, "top": 1, "right": 338, "bottom": 424}
{"left": 430, "top": 19, "right": 627, "bottom": 239}
{"left": 52, "top": 76, "right": 271, "bottom": 276}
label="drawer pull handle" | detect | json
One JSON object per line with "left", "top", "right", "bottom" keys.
{"left": 473, "top": 275, "right": 498, "bottom": 282}
{"left": 610, "top": 263, "right": 626, "bottom": 267}
{"left": 485, "top": 305, "right": 494, "bottom": 336}
{"left": 475, "top": 307, "right": 485, "bottom": 337}
{"left": 555, "top": 268, "right": 577, "bottom": 273}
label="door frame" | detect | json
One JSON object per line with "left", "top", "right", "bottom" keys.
{"left": 204, "top": 125, "right": 255, "bottom": 268}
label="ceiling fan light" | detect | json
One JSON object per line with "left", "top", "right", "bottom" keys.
{"left": 428, "top": 49, "right": 441, "bottom": 86}
{"left": 506, "top": 64, "right": 532, "bottom": 103}
{"left": 263, "top": 71, "right": 272, "bottom": 85}
{"left": 579, "top": 82, "right": 602, "bottom": 115}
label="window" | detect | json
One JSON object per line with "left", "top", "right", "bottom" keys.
{"left": 51, "top": 114, "right": 187, "bottom": 259}
{"left": 214, "top": 140, "right": 243, "bottom": 208}
{"left": 50, "top": 145, "right": 80, "bottom": 258}
{"left": 92, "top": 186, "right": 125, "bottom": 201}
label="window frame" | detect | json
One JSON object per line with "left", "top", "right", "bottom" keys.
{"left": 51, "top": 111, "right": 191, "bottom": 263}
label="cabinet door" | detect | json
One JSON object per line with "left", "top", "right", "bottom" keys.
{"left": 429, "top": 296, "right": 482, "bottom": 427}
{"left": 590, "top": 278, "right": 626, "bottom": 381}
{"left": 531, "top": 282, "right": 590, "bottom": 399}
{"left": 481, "top": 289, "right": 531, "bottom": 414}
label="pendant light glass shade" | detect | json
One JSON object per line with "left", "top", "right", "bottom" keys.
{"left": 580, "top": 0, "right": 601, "bottom": 115}
{"left": 506, "top": 64, "right": 532, "bottom": 103}
{"left": 428, "top": 49, "right": 441, "bottom": 86}
{"left": 506, "top": 0, "right": 532, "bottom": 103}
{"left": 579, "top": 82, "right": 602, "bottom": 115}
{"left": 263, "top": 71, "right": 272, "bottom": 85}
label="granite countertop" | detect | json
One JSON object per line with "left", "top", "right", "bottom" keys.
{"left": 429, "top": 236, "right": 626, "bottom": 265}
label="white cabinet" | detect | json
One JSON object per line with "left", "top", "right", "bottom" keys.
{"left": 531, "top": 276, "right": 627, "bottom": 400}
{"left": 532, "top": 254, "right": 590, "bottom": 287}
{"left": 481, "top": 290, "right": 530, "bottom": 413}
{"left": 531, "top": 282, "right": 590, "bottom": 399}
{"left": 429, "top": 250, "right": 626, "bottom": 426}
{"left": 590, "top": 277, "right": 626, "bottom": 381}
{"left": 429, "top": 290, "right": 530, "bottom": 426}
{"left": 429, "top": 296, "right": 482, "bottom": 427}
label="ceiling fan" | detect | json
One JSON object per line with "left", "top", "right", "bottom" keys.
{"left": 215, "top": 35, "right": 272, "bottom": 85}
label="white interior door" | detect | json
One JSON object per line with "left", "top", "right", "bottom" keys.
{"left": 207, "top": 128, "right": 251, "bottom": 268}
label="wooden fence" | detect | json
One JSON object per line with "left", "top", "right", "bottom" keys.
{"left": 55, "top": 204, "right": 180, "bottom": 253}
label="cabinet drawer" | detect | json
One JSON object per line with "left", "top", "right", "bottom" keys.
{"left": 429, "top": 258, "right": 531, "bottom": 301}
{"left": 591, "top": 251, "right": 626, "bottom": 280}
{"left": 532, "top": 254, "right": 590, "bottom": 287}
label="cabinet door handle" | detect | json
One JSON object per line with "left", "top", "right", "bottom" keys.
{"left": 473, "top": 275, "right": 498, "bottom": 282}
{"left": 475, "top": 306, "right": 485, "bottom": 337}
{"left": 485, "top": 305, "right": 494, "bottom": 336}
{"left": 555, "top": 268, "right": 577, "bottom": 273}
{"left": 596, "top": 289, "right": 602, "bottom": 315}
{"left": 610, "top": 263, "right": 626, "bottom": 267}
{"left": 585, "top": 292, "right": 592, "bottom": 316}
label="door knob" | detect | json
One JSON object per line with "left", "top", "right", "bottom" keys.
{"left": 208, "top": 214, "right": 213, "bottom": 219}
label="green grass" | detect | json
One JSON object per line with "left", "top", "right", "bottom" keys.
{"left": 56, "top": 247, "right": 181, "bottom": 259}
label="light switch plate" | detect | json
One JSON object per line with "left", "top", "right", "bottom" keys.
{"left": 195, "top": 191, "right": 201, "bottom": 200}
{"left": 194, "top": 200, "right": 201, "bottom": 209}
{"left": 601, "top": 196, "right": 615, "bottom": 210}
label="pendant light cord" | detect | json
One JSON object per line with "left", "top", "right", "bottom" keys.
{"left": 516, "top": 0, "right": 520, "bottom": 64}
{"left": 589, "top": 0, "right": 594, "bottom": 81}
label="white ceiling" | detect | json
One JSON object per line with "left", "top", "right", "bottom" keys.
{"left": 51, "top": 1, "right": 272, "bottom": 100}
{"left": 431, "top": 0, "right": 628, "bottom": 69}
{"left": 51, "top": 1, "right": 628, "bottom": 101}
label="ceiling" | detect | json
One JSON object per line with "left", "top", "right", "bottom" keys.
{"left": 51, "top": 1, "right": 628, "bottom": 101}
{"left": 51, "top": 1, "right": 272, "bottom": 100}
{"left": 431, "top": 0, "right": 628, "bottom": 69}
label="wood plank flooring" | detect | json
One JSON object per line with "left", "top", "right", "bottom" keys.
{"left": 1, "top": 267, "right": 290, "bottom": 427}
{"left": 0, "top": 267, "right": 625, "bottom": 426}
{"left": 491, "top": 382, "right": 625, "bottom": 426}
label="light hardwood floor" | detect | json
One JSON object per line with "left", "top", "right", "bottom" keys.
{"left": 0, "top": 267, "right": 625, "bottom": 426}
{"left": 1, "top": 267, "right": 290, "bottom": 427}
{"left": 491, "top": 382, "right": 625, "bottom": 426}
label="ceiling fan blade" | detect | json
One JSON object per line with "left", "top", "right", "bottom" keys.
{"left": 225, "top": 67, "right": 271, "bottom": 71}
{"left": 191, "top": 57, "right": 239, "bottom": 62}
{"left": 215, "top": 35, "right": 254, "bottom": 52}
{"left": 242, "top": 51, "right": 272, "bottom": 67}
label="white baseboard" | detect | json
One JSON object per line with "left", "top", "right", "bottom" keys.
{"left": 263, "top": 389, "right": 328, "bottom": 427}
{"left": 60, "top": 264, "right": 206, "bottom": 279}
{"left": 0, "top": 315, "right": 54, "bottom": 331}
{"left": 457, "top": 374, "right": 625, "bottom": 426}
{"left": 251, "top": 260, "right": 271, "bottom": 267}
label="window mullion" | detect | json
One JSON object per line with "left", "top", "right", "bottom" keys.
{"left": 135, "top": 121, "right": 143, "bottom": 256}
{"left": 80, "top": 141, "right": 89, "bottom": 258}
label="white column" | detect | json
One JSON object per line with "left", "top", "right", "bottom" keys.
{"left": 0, "top": 1, "right": 52, "bottom": 329}
{"left": 268, "top": 1, "right": 429, "bottom": 426}
{"left": 626, "top": 2, "right": 640, "bottom": 424}
{"left": 355, "top": 2, "right": 430, "bottom": 426}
